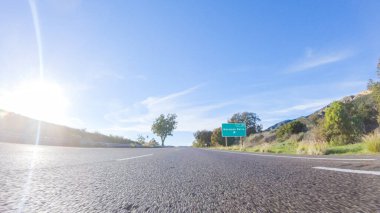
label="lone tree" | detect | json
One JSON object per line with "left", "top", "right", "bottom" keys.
{"left": 151, "top": 114, "right": 177, "bottom": 147}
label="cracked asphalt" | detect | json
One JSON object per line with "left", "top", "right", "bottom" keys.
{"left": 1, "top": 142, "right": 380, "bottom": 212}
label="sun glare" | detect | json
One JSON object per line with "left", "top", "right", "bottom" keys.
{"left": 0, "top": 80, "right": 70, "bottom": 124}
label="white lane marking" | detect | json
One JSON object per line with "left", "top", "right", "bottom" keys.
{"left": 313, "top": 166, "right": 380, "bottom": 176}
{"left": 116, "top": 154, "right": 153, "bottom": 161}
{"left": 205, "top": 149, "right": 376, "bottom": 161}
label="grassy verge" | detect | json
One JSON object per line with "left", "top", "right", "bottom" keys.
{"left": 324, "top": 143, "right": 365, "bottom": 155}
{"left": 210, "top": 140, "right": 378, "bottom": 155}
{"left": 362, "top": 134, "right": 380, "bottom": 152}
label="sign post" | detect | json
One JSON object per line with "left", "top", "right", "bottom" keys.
{"left": 221, "top": 123, "right": 247, "bottom": 147}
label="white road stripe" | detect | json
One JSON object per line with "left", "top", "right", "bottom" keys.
{"left": 116, "top": 154, "right": 153, "bottom": 161}
{"left": 205, "top": 149, "right": 376, "bottom": 161}
{"left": 313, "top": 166, "right": 380, "bottom": 176}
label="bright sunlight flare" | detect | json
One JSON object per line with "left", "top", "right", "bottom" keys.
{"left": 0, "top": 80, "right": 70, "bottom": 124}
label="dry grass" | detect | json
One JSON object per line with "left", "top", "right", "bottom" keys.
{"left": 362, "top": 133, "right": 380, "bottom": 153}
{"left": 296, "top": 140, "right": 328, "bottom": 155}
{"left": 258, "top": 143, "right": 272, "bottom": 152}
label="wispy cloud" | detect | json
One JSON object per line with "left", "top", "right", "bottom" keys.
{"left": 104, "top": 85, "right": 233, "bottom": 133}
{"left": 272, "top": 98, "right": 334, "bottom": 114}
{"left": 141, "top": 85, "right": 200, "bottom": 107}
{"left": 257, "top": 98, "right": 338, "bottom": 129}
{"left": 287, "top": 49, "right": 352, "bottom": 73}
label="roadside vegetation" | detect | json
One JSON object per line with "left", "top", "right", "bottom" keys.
{"left": 362, "top": 134, "right": 380, "bottom": 153}
{"left": 193, "top": 60, "right": 380, "bottom": 155}
{"left": 136, "top": 134, "right": 161, "bottom": 147}
{"left": 0, "top": 110, "right": 178, "bottom": 148}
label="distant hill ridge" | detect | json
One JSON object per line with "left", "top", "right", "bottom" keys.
{"left": 0, "top": 110, "right": 138, "bottom": 147}
{"left": 265, "top": 119, "right": 294, "bottom": 131}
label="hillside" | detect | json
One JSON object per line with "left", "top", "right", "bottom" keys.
{"left": 244, "top": 90, "right": 379, "bottom": 146}
{"left": 0, "top": 109, "right": 139, "bottom": 147}
{"left": 265, "top": 119, "right": 294, "bottom": 131}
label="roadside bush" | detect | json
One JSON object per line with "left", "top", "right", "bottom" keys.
{"left": 289, "top": 132, "right": 305, "bottom": 142}
{"left": 276, "top": 120, "right": 307, "bottom": 141}
{"left": 297, "top": 140, "right": 328, "bottom": 155}
{"left": 244, "top": 134, "right": 264, "bottom": 144}
{"left": 323, "top": 101, "right": 362, "bottom": 145}
{"left": 304, "top": 124, "right": 325, "bottom": 142}
{"left": 363, "top": 133, "right": 380, "bottom": 152}
{"left": 308, "top": 113, "right": 323, "bottom": 126}
{"left": 211, "top": 128, "right": 234, "bottom": 146}
{"left": 264, "top": 134, "right": 276, "bottom": 142}
{"left": 193, "top": 130, "right": 213, "bottom": 147}
{"left": 192, "top": 140, "right": 204, "bottom": 147}
{"left": 147, "top": 138, "right": 160, "bottom": 147}
{"left": 351, "top": 95, "right": 378, "bottom": 133}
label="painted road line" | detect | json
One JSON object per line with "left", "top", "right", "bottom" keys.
{"left": 313, "top": 166, "right": 380, "bottom": 176}
{"left": 205, "top": 149, "right": 376, "bottom": 161}
{"left": 116, "top": 154, "right": 153, "bottom": 161}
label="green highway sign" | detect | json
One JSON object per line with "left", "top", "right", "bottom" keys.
{"left": 222, "top": 123, "right": 247, "bottom": 137}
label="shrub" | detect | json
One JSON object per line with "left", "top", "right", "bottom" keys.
{"left": 363, "top": 134, "right": 380, "bottom": 152}
{"left": 193, "top": 130, "right": 213, "bottom": 147}
{"left": 192, "top": 140, "right": 203, "bottom": 147}
{"left": 308, "top": 113, "right": 323, "bottom": 125}
{"left": 297, "top": 140, "right": 328, "bottom": 155}
{"left": 211, "top": 128, "right": 234, "bottom": 146}
{"left": 304, "top": 124, "right": 325, "bottom": 142}
{"left": 323, "top": 101, "right": 362, "bottom": 145}
{"left": 351, "top": 95, "right": 378, "bottom": 133}
{"left": 276, "top": 120, "right": 307, "bottom": 141}
{"left": 289, "top": 132, "right": 305, "bottom": 142}
{"left": 244, "top": 134, "right": 264, "bottom": 144}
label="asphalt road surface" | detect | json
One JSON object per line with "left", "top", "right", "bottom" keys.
{"left": 1, "top": 142, "right": 380, "bottom": 212}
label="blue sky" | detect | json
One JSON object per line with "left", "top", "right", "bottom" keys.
{"left": 0, "top": 0, "right": 379, "bottom": 146}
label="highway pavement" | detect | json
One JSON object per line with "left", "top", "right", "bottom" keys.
{"left": 0, "top": 142, "right": 379, "bottom": 212}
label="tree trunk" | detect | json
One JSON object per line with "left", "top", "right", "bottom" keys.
{"left": 161, "top": 137, "right": 165, "bottom": 147}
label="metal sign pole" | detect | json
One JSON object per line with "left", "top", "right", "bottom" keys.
{"left": 225, "top": 137, "right": 227, "bottom": 147}
{"left": 240, "top": 136, "right": 242, "bottom": 150}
